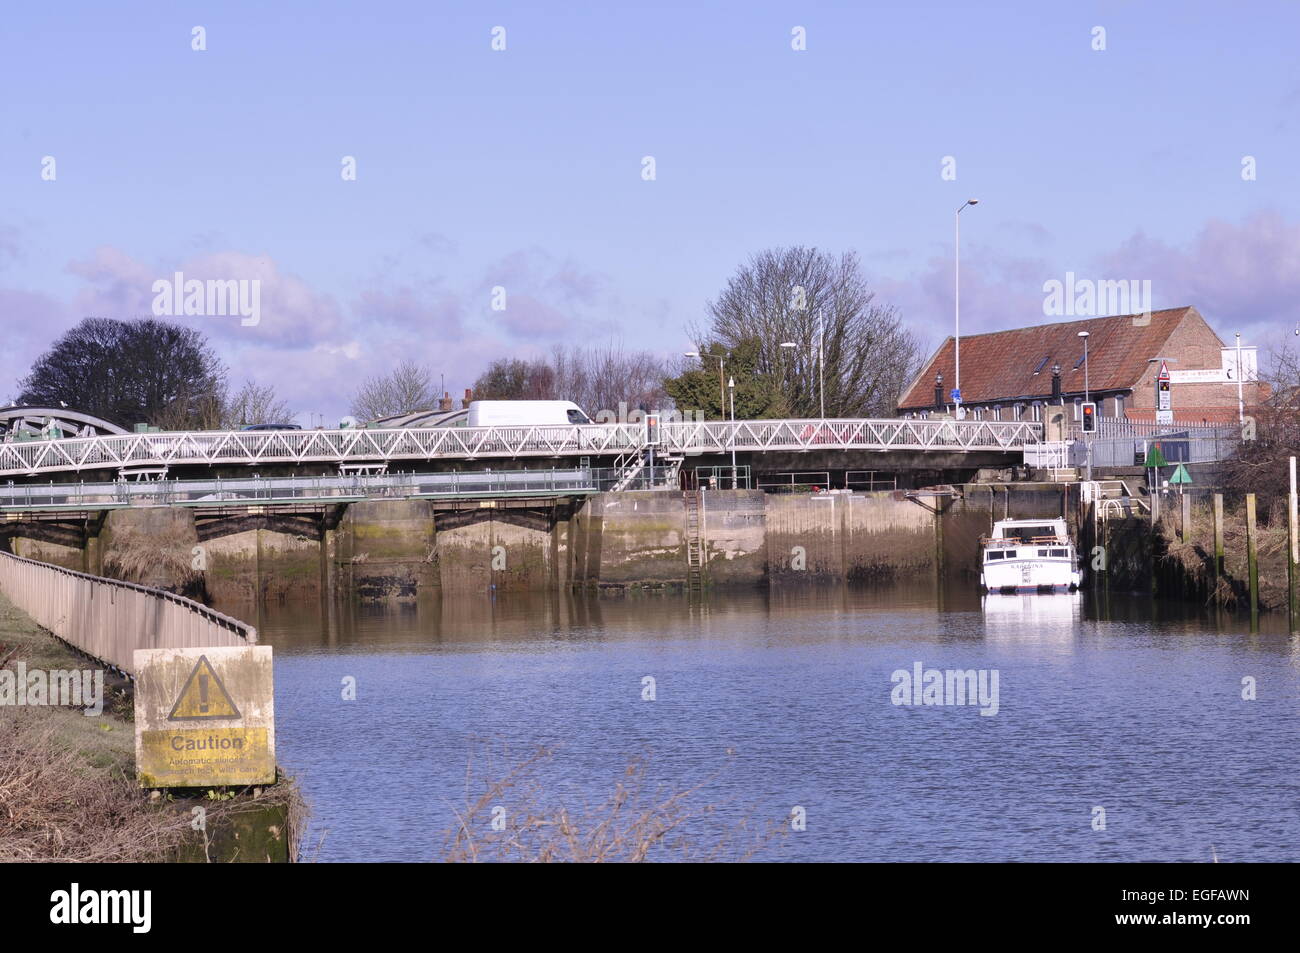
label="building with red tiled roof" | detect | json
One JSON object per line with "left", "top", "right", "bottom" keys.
{"left": 897, "top": 306, "right": 1266, "bottom": 426}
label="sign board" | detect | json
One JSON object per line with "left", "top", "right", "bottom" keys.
{"left": 950, "top": 388, "right": 961, "bottom": 403}
{"left": 1156, "top": 409, "right": 1174, "bottom": 425}
{"left": 1169, "top": 463, "right": 1193, "bottom": 485}
{"left": 134, "top": 646, "right": 275, "bottom": 788}
{"left": 1169, "top": 368, "right": 1229, "bottom": 384}
{"left": 1156, "top": 361, "right": 1172, "bottom": 413}
{"left": 1143, "top": 443, "right": 1168, "bottom": 468}
{"left": 1221, "top": 346, "right": 1258, "bottom": 382}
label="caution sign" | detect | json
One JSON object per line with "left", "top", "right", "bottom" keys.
{"left": 133, "top": 646, "right": 275, "bottom": 789}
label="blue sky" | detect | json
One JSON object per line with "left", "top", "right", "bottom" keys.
{"left": 1, "top": 0, "right": 1297, "bottom": 420}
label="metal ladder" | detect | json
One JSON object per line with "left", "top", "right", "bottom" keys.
{"left": 684, "top": 489, "right": 704, "bottom": 591}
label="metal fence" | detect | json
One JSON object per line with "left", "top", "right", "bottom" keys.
{"left": 1070, "top": 428, "right": 1241, "bottom": 468}
{"left": 0, "top": 465, "right": 701, "bottom": 512}
{"left": 0, "top": 550, "right": 256, "bottom": 676}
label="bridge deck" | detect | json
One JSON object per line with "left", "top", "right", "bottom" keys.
{"left": 0, "top": 418, "right": 1040, "bottom": 478}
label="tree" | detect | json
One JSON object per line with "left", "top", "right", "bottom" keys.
{"left": 1224, "top": 336, "right": 1300, "bottom": 507}
{"left": 17, "top": 317, "right": 227, "bottom": 429}
{"left": 470, "top": 346, "right": 670, "bottom": 418}
{"left": 349, "top": 360, "right": 437, "bottom": 420}
{"left": 663, "top": 338, "right": 787, "bottom": 420}
{"left": 472, "top": 358, "right": 556, "bottom": 400}
{"left": 692, "top": 247, "right": 920, "bottom": 417}
{"left": 220, "top": 380, "right": 294, "bottom": 429}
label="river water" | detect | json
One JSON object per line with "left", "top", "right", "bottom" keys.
{"left": 227, "top": 583, "right": 1300, "bottom": 862}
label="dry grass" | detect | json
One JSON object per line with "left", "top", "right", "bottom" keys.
{"left": 438, "top": 745, "right": 785, "bottom": 863}
{"left": 0, "top": 718, "right": 193, "bottom": 862}
{"left": 101, "top": 523, "right": 200, "bottom": 592}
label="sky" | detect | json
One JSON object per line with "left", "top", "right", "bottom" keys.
{"left": 1, "top": 0, "right": 1297, "bottom": 422}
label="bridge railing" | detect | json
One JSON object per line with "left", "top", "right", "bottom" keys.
{"left": 0, "top": 551, "right": 256, "bottom": 676}
{"left": 0, "top": 417, "right": 1042, "bottom": 477}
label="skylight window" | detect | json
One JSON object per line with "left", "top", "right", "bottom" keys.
{"left": 1032, "top": 355, "right": 1051, "bottom": 375}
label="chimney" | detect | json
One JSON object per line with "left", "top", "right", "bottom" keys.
{"left": 438, "top": 391, "right": 453, "bottom": 412}
{"left": 1051, "top": 362, "right": 1062, "bottom": 400}
{"left": 462, "top": 387, "right": 473, "bottom": 409}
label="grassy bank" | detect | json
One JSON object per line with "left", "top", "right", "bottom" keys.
{"left": 0, "top": 592, "right": 305, "bottom": 862}
{"left": 1160, "top": 501, "right": 1295, "bottom": 611}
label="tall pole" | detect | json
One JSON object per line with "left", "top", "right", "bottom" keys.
{"left": 728, "top": 377, "right": 737, "bottom": 484}
{"left": 818, "top": 312, "right": 825, "bottom": 419}
{"left": 1235, "top": 332, "right": 1245, "bottom": 425}
{"left": 954, "top": 199, "right": 978, "bottom": 413}
{"left": 1083, "top": 336, "right": 1090, "bottom": 404}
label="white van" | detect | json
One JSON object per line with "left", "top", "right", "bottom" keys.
{"left": 466, "top": 400, "right": 592, "bottom": 427}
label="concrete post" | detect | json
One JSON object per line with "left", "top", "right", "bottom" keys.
{"left": 1181, "top": 492, "right": 1191, "bottom": 544}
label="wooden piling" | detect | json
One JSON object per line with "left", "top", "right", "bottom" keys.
{"left": 1181, "top": 492, "right": 1191, "bottom": 543}
{"left": 1289, "top": 457, "right": 1298, "bottom": 634}
{"left": 1213, "top": 493, "right": 1225, "bottom": 596}
{"left": 1246, "top": 493, "right": 1259, "bottom": 631}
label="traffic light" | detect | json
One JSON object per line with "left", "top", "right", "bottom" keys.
{"left": 1081, "top": 402, "right": 1097, "bottom": 433}
{"left": 645, "top": 413, "right": 661, "bottom": 446}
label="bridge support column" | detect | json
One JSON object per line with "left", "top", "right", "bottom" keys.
{"left": 335, "top": 500, "right": 438, "bottom": 602}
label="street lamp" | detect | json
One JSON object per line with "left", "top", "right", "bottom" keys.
{"left": 777, "top": 340, "right": 823, "bottom": 419}
{"left": 1078, "top": 331, "right": 1091, "bottom": 482}
{"left": 727, "top": 376, "right": 737, "bottom": 484}
{"left": 955, "top": 198, "right": 979, "bottom": 409}
{"left": 684, "top": 350, "right": 725, "bottom": 419}
{"left": 1077, "top": 331, "right": 1090, "bottom": 404}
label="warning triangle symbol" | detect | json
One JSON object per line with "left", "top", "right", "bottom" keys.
{"left": 167, "top": 655, "right": 241, "bottom": 721}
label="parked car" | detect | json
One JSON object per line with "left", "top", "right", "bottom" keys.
{"left": 240, "top": 423, "right": 302, "bottom": 431}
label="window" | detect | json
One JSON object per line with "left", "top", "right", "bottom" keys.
{"left": 1050, "top": 549, "right": 1068, "bottom": 557}
{"left": 1033, "top": 355, "right": 1051, "bottom": 375}
{"left": 993, "top": 405, "right": 1002, "bottom": 421}
{"left": 1073, "top": 398, "right": 1082, "bottom": 420}
{"left": 987, "top": 551, "right": 1005, "bottom": 560}
{"left": 1032, "top": 402, "right": 1043, "bottom": 422}
{"left": 1114, "top": 395, "right": 1125, "bottom": 418}
{"left": 567, "top": 409, "right": 590, "bottom": 424}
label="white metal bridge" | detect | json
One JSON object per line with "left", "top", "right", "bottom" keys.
{"left": 0, "top": 417, "right": 1041, "bottom": 478}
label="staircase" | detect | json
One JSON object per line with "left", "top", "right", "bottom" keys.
{"left": 684, "top": 490, "right": 704, "bottom": 591}
{"left": 610, "top": 450, "right": 684, "bottom": 492}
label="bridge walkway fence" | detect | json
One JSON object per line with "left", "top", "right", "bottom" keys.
{"left": 0, "top": 418, "right": 1043, "bottom": 478}
{"left": 0, "top": 550, "right": 256, "bottom": 677}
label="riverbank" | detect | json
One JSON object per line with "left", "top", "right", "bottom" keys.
{"left": 0, "top": 592, "right": 305, "bottom": 862}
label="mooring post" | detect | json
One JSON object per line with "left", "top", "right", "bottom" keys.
{"left": 1181, "top": 491, "right": 1191, "bottom": 544}
{"left": 1213, "top": 492, "right": 1225, "bottom": 601}
{"left": 1246, "top": 493, "right": 1259, "bottom": 631}
{"left": 1288, "top": 456, "right": 1298, "bottom": 635}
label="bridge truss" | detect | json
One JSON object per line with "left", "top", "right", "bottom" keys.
{"left": 0, "top": 418, "right": 1041, "bottom": 478}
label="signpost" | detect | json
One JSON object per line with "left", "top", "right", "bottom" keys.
{"left": 1155, "top": 360, "right": 1173, "bottom": 425}
{"left": 134, "top": 646, "right": 276, "bottom": 788}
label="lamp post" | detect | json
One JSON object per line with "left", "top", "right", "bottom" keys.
{"left": 955, "top": 198, "right": 979, "bottom": 411}
{"left": 728, "top": 376, "right": 737, "bottom": 485}
{"left": 684, "top": 350, "right": 725, "bottom": 420}
{"left": 1077, "top": 331, "right": 1090, "bottom": 405}
{"left": 778, "top": 339, "right": 823, "bottom": 419}
{"left": 1078, "top": 331, "right": 1091, "bottom": 482}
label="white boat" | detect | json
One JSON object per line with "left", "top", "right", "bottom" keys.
{"left": 979, "top": 517, "right": 1081, "bottom": 592}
